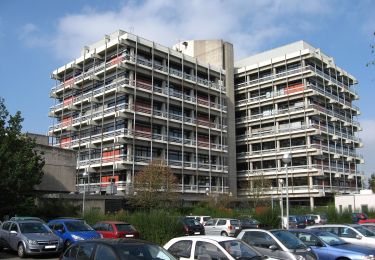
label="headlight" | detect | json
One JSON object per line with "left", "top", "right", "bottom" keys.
{"left": 296, "top": 256, "right": 306, "bottom": 260}
{"left": 362, "top": 255, "right": 375, "bottom": 260}
{"left": 28, "top": 240, "right": 38, "bottom": 245}
{"left": 71, "top": 234, "right": 84, "bottom": 241}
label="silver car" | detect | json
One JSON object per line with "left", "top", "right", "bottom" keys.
{"left": 237, "top": 229, "right": 317, "bottom": 260}
{"left": 204, "top": 218, "right": 241, "bottom": 237}
{"left": 0, "top": 220, "right": 63, "bottom": 258}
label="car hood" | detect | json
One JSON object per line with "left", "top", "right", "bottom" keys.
{"left": 333, "top": 243, "right": 375, "bottom": 254}
{"left": 70, "top": 231, "right": 101, "bottom": 239}
{"left": 24, "top": 232, "right": 59, "bottom": 241}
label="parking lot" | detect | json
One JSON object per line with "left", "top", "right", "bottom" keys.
{"left": 0, "top": 249, "right": 58, "bottom": 259}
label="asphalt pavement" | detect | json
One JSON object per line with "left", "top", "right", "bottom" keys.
{"left": 0, "top": 248, "right": 58, "bottom": 259}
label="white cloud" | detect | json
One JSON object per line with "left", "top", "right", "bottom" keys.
{"left": 19, "top": 23, "right": 47, "bottom": 48}
{"left": 359, "top": 119, "right": 375, "bottom": 176}
{"left": 19, "top": 0, "right": 334, "bottom": 62}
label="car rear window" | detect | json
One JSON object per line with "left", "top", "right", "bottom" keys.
{"left": 116, "top": 224, "right": 136, "bottom": 232}
{"left": 230, "top": 220, "right": 240, "bottom": 226}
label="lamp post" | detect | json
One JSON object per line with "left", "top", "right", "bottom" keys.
{"left": 82, "top": 171, "right": 88, "bottom": 216}
{"left": 279, "top": 179, "right": 284, "bottom": 229}
{"left": 282, "top": 152, "right": 292, "bottom": 229}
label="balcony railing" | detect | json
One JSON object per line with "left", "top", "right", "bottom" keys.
{"left": 235, "top": 65, "right": 357, "bottom": 95}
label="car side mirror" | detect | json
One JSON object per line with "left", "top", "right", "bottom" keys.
{"left": 356, "top": 235, "right": 362, "bottom": 240}
{"left": 269, "top": 245, "right": 278, "bottom": 251}
{"left": 10, "top": 230, "right": 17, "bottom": 234}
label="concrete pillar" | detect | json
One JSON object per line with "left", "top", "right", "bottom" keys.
{"left": 310, "top": 196, "right": 315, "bottom": 210}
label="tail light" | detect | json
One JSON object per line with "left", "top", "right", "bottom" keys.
{"left": 184, "top": 225, "right": 189, "bottom": 232}
{"left": 229, "top": 225, "right": 233, "bottom": 230}
{"left": 116, "top": 233, "right": 122, "bottom": 238}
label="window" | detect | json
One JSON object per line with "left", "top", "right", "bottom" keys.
{"left": 168, "top": 240, "right": 192, "bottom": 258}
{"left": 348, "top": 205, "right": 353, "bottom": 213}
{"left": 2, "top": 222, "right": 11, "bottom": 231}
{"left": 194, "top": 241, "right": 228, "bottom": 260}
{"left": 106, "top": 224, "right": 114, "bottom": 232}
{"left": 339, "top": 227, "right": 357, "bottom": 238}
{"left": 77, "top": 243, "right": 95, "bottom": 260}
{"left": 295, "top": 232, "right": 319, "bottom": 247}
{"left": 242, "top": 231, "right": 277, "bottom": 249}
{"left": 217, "top": 220, "right": 226, "bottom": 226}
{"left": 205, "top": 219, "right": 216, "bottom": 226}
{"left": 10, "top": 223, "right": 18, "bottom": 232}
{"left": 94, "top": 245, "right": 117, "bottom": 260}
{"left": 362, "top": 205, "right": 369, "bottom": 213}
{"left": 63, "top": 245, "right": 79, "bottom": 260}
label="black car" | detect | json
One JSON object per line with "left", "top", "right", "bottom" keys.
{"left": 302, "top": 215, "right": 315, "bottom": 226}
{"left": 288, "top": 215, "right": 307, "bottom": 229}
{"left": 181, "top": 217, "right": 205, "bottom": 235}
{"left": 239, "top": 218, "right": 263, "bottom": 229}
{"left": 61, "top": 239, "right": 177, "bottom": 260}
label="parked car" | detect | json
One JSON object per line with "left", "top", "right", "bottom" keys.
{"left": 47, "top": 218, "right": 102, "bottom": 248}
{"left": 180, "top": 218, "right": 205, "bottom": 236}
{"left": 93, "top": 221, "right": 139, "bottom": 239}
{"left": 290, "top": 228, "right": 375, "bottom": 260}
{"left": 302, "top": 215, "right": 316, "bottom": 226}
{"left": 238, "top": 217, "right": 264, "bottom": 229}
{"left": 352, "top": 213, "right": 368, "bottom": 223}
{"left": 61, "top": 238, "right": 176, "bottom": 260}
{"left": 305, "top": 214, "right": 328, "bottom": 224}
{"left": 282, "top": 215, "right": 306, "bottom": 229}
{"left": 164, "top": 235, "right": 278, "bottom": 260}
{"left": 204, "top": 218, "right": 241, "bottom": 237}
{"left": 0, "top": 220, "right": 63, "bottom": 258}
{"left": 9, "top": 216, "right": 45, "bottom": 223}
{"left": 359, "top": 218, "right": 375, "bottom": 224}
{"left": 185, "top": 216, "right": 211, "bottom": 225}
{"left": 306, "top": 224, "right": 375, "bottom": 248}
{"left": 237, "top": 229, "right": 317, "bottom": 260}
{"left": 361, "top": 223, "right": 375, "bottom": 232}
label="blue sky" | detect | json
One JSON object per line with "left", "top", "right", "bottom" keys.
{"left": 0, "top": 0, "right": 374, "bottom": 175}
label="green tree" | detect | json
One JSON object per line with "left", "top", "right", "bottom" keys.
{"left": 368, "top": 173, "right": 375, "bottom": 193}
{"left": 0, "top": 98, "right": 45, "bottom": 217}
{"left": 130, "top": 159, "right": 179, "bottom": 209}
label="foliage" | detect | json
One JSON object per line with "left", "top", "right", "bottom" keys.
{"left": 368, "top": 173, "right": 375, "bottom": 193}
{"left": 0, "top": 98, "right": 45, "bottom": 218}
{"left": 130, "top": 159, "right": 180, "bottom": 209}
{"left": 33, "top": 200, "right": 80, "bottom": 221}
{"left": 243, "top": 172, "right": 272, "bottom": 208}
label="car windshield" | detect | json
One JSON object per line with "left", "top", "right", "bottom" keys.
{"left": 184, "top": 218, "right": 200, "bottom": 226}
{"left": 116, "top": 224, "right": 136, "bottom": 232}
{"left": 271, "top": 230, "right": 307, "bottom": 250}
{"left": 19, "top": 222, "right": 50, "bottom": 234}
{"left": 316, "top": 231, "right": 347, "bottom": 246}
{"left": 65, "top": 221, "right": 93, "bottom": 232}
{"left": 353, "top": 226, "right": 375, "bottom": 237}
{"left": 118, "top": 243, "right": 176, "bottom": 260}
{"left": 219, "top": 240, "right": 259, "bottom": 259}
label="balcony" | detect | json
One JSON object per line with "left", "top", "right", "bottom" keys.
{"left": 235, "top": 65, "right": 357, "bottom": 96}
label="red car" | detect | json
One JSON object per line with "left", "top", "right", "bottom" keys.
{"left": 92, "top": 221, "right": 140, "bottom": 239}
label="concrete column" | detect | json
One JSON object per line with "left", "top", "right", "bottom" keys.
{"left": 127, "top": 144, "right": 133, "bottom": 161}
{"left": 276, "top": 140, "right": 280, "bottom": 151}
{"left": 127, "top": 117, "right": 133, "bottom": 130}
{"left": 310, "top": 196, "right": 315, "bottom": 210}
{"left": 309, "top": 176, "right": 313, "bottom": 188}
{"left": 126, "top": 170, "right": 132, "bottom": 184}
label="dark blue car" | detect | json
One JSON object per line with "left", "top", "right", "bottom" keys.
{"left": 47, "top": 218, "right": 102, "bottom": 248}
{"left": 290, "top": 229, "right": 375, "bottom": 260}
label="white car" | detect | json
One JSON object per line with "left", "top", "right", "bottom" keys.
{"left": 306, "top": 224, "right": 375, "bottom": 248}
{"left": 164, "top": 235, "right": 278, "bottom": 260}
{"left": 186, "top": 216, "right": 212, "bottom": 225}
{"left": 204, "top": 218, "right": 241, "bottom": 237}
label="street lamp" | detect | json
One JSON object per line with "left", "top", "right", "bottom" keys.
{"left": 279, "top": 179, "right": 284, "bottom": 229}
{"left": 82, "top": 171, "right": 88, "bottom": 216}
{"left": 282, "top": 152, "right": 292, "bottom": 229}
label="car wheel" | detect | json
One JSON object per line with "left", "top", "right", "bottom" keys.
{"left": 17, "top": 243, "right": 26, "bottom": 258}
{"left": 221, "top": 231, "right": 228, "bottom": 236}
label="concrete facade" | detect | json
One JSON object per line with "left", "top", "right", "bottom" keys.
{"left": 335, "top": 190, "right": 374, "bottom": 213}
{"left": 28, "top": 133, "right": 76, "bottom": 193}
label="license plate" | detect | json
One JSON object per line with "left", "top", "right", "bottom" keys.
{"left": 194, "top": 232, "right": 201, "bottom": 234}
{"left": 125, "top": 235, "right": 134, "bottom": 238}
{"left": 235, "top": 227, "right": 239, "bottom": 229}
{"left": 44, "top": 245, "right": 56, "bottom": 249}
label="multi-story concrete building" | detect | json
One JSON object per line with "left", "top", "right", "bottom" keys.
{"left": 234, "top": 41, "right": 364, "bottom": 207}
{"left": 48, "top": 31, "right": 234, "bottom": 197}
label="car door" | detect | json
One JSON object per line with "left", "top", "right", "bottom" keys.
{"left": 240, "top": 231, "right": 281, "bottom": 259}
{"left": 204, "top": 219, "right": 217, "bottom": 236}
{"left": 294, "top": 232, "right": 328, "bottom": 260}
{"left": 338, "top": 227, "right": 365, "bottom": 246}
{"left": 9, "top": 222, "right": 20, "bottom": 250}
{"left": 167, "top": 239, "right": 193, "bottom": 260}
{"left": 0, "top": 222, "right": 11, "bottom": 248}
{"left": 216, "top": 220, "right": 227, "bottom": 236}
{"left": 194, "top": 241, "right": 229, "bottom": 260}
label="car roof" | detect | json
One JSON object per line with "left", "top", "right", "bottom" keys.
{"left": 170, "top": 235, "right": 238, "bottom": 243}
{"left": 74, "top": 238, "right": 158, "bottom": 246}
{"left": 308, "top": 224, "right": 355, "bottom": 228}
{"left": 289, "top": 229, "right": 322, "bottom": 234}
{"left": 361, "top": 223, "right": 375, "bottom": 226}
{"left": 49, "top": 218, "right": 84, "bottom": 223}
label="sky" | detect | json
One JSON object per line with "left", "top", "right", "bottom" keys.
{"left": 0, "top": 0, "right": 374, "bottom": 176}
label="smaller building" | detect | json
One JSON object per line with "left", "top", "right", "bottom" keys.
{"left": 28, "top": 133, "right": 77, "bottom": 193}
{"left": 335, "top": 189, "right": 374, "bottom": 213}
